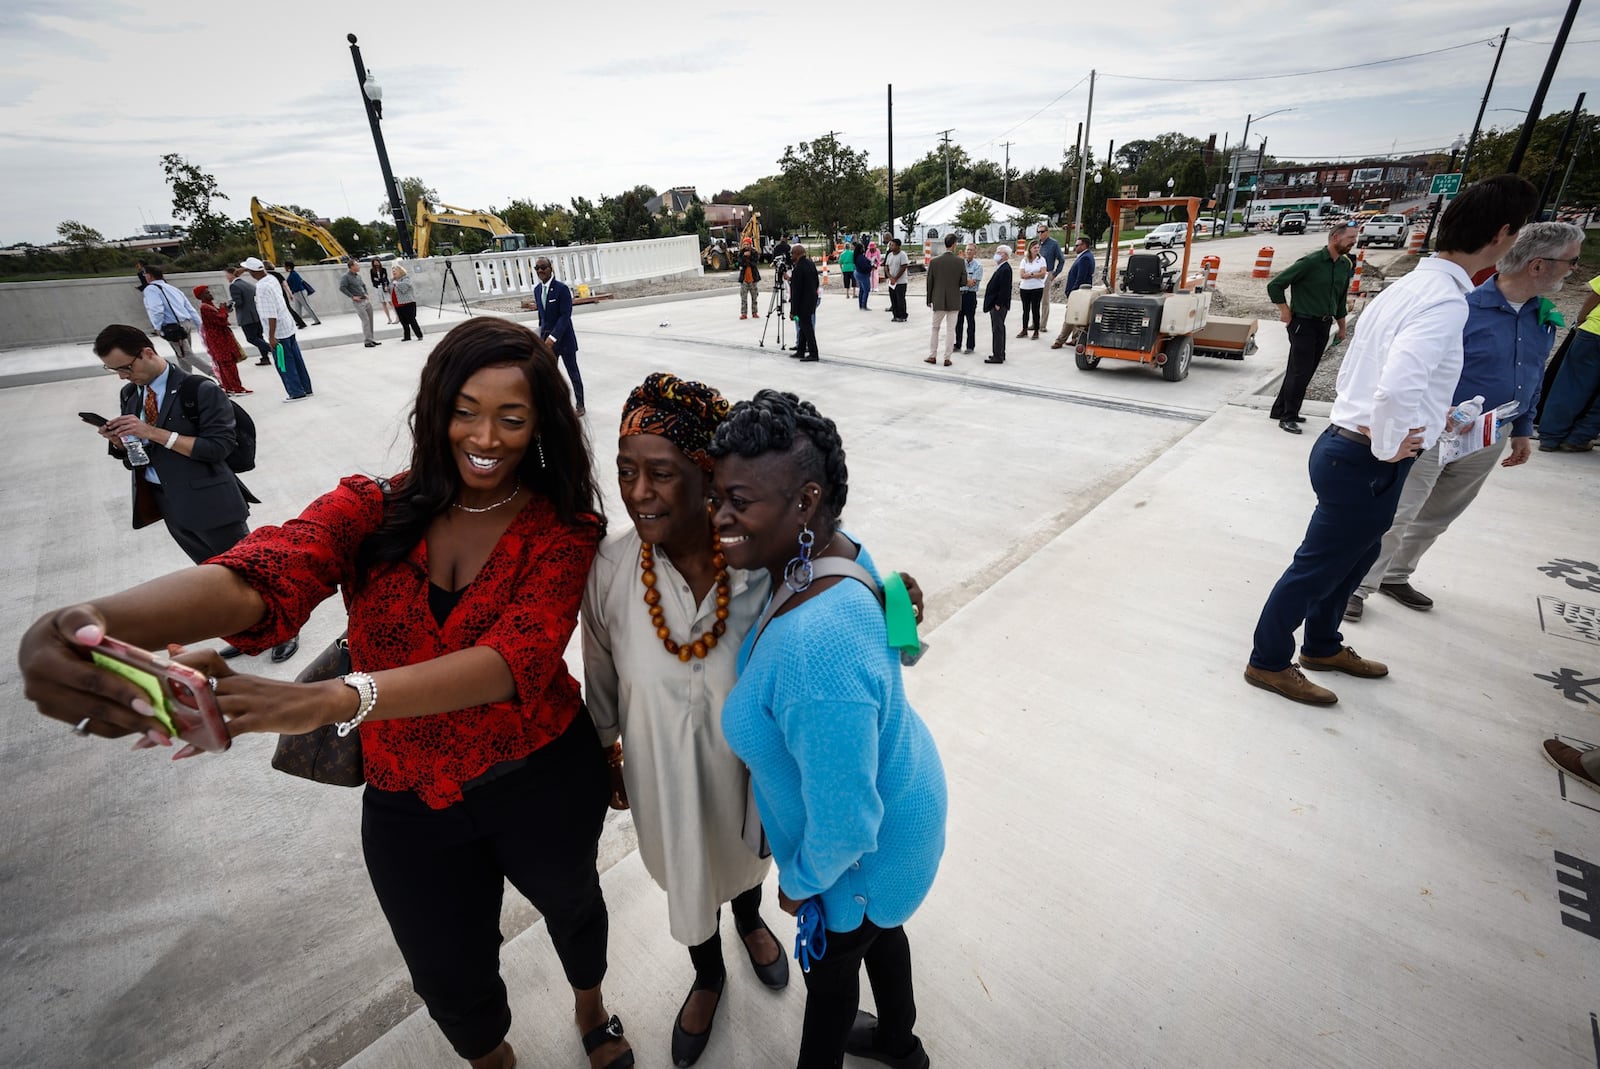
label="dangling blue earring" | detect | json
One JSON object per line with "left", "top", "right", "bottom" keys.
{"left": 784, "top": 524, "right": 815, "bottom": 592}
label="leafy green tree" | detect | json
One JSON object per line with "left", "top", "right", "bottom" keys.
{"left": 1465, "top": 111, "right": 1600, "bottom": 205}
{"left": 1008, "top": 208, "right": 1043, "bottom": 237}
{"left": 159, "top": 153, "right": 233, "bottom": 250}
{"left": 684, "top": 201, "right": 709, "bottom": 247}
{"left": 570, "top": 196, "right": 608, "bottom": 243}
{"left": 779, "top": 133, "right": 874, "bottom": 245}
{"left": 736, "top": 175, "right": 792, "bottom": 238}
{"left": 603, "top": 188, "right": 658, "bottom": 241}
{"left": 399, "top": 176, "right": 439, "bottom": 216}
{"left": 952, "top": 196, "right": 995, "bottom": 237}
{"left": 329, "top": 216, "right": 378, "bottom": 256}
{"left": 1084, "top": 163, "right": 1119, "bottom": 243}
{"left": 56, "top": 220, "right": 105, "bottom": 247}
{"left": 898, "top": 206, "right": 920, "bottom": 243}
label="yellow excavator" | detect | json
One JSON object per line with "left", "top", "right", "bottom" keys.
{"left": 413, "top": 201, "right": 530, "bottom": 258}
{"left": 249, "top": 198, "right": 350, "bottom": 264}
{"left": 702, "top": 211, "right": 762, "bottom": 271}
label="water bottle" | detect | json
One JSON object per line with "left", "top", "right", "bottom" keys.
{"left": 1449, "top": 394, "right": 1484, "bottom": 431}
{"left": 122, "top": 435, "right": 150, "bottom": 466}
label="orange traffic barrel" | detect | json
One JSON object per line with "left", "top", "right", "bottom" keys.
{"left": 1201, "top": 254, "right": 1221, "bottom": 289}
{"left": 923, "top": 238, "right": 933, "bottom": 266}
{"left": 1406, "top": 228, "right": 1426, "bottom": 255}
{"left": 1349, "top": 250, "right": 1365, "bottom": 296}
{"left": 1252, "top": 247, "right": 1274, "bottom": 279}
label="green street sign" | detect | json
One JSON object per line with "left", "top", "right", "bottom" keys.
{"left": 1429, "top": 173, "right": 1464, "bottom": 197}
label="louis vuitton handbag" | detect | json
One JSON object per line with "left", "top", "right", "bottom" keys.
{"left": 269, "top": 633, "right": 364, "bottom": 786}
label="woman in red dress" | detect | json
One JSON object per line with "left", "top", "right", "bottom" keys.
{"left": 192, "top": 285, "right": 251, "bottom": 395}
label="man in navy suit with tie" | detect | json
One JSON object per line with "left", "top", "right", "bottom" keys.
{"left": 534, "top": 257, "right": 585, "bottom": 416}
{"left": 983, "top": 245, "right": 1014, "bottom": 364}
{"left": 92, "top": 323, "right": 298, "bottom": 661}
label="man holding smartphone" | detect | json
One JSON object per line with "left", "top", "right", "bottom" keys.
{"left": 90, "top": 324, "right": 298, "bottom": 663}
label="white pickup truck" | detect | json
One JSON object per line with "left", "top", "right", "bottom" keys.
{"left": 1358, "top": 214, "right": 1410, "bottom": 248}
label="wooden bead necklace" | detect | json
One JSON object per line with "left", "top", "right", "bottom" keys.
{"left": 640, "top": 539, "right": 730, "bottom": 662}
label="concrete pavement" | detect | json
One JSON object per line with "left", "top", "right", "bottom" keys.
{"left": 3, "top": 284, "right": 1597, "bottom": 1068}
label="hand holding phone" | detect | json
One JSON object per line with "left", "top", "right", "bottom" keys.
{"left": 89, "top": 636, "right": 231, "bottom": 753}
{"left": 78, "top": 411, "right": 109, "bottom": 427}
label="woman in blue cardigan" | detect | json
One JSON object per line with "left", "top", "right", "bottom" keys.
{"left": 709, "top": 390, "right": 947, "bottom": 1069}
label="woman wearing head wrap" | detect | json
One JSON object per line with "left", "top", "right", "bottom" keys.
{"left": 581, "top": 373, "right": 785, "bottom": 1067}
{"left": 192, "top": 285, "right": 251, "bottom": 395}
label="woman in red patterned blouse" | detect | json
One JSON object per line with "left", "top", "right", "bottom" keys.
{"left": 192, "top": 284, "right": 250, "bottom": 395}
{"left": 16, "top": 318, "right": 633, "bottom": 1069}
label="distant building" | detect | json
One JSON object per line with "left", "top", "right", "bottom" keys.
{"left": 645, "top": 186, "right": 698, "bottom": 218}
{"left": 1243, "top": 155, "right": 1436, "bottom": 208}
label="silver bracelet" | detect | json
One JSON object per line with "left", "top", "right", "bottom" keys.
{"left": 336, "top": 672, "right": 377, "bottom": 737}
{"left": 165, "top": 430, "right": 179, "bottom": 449}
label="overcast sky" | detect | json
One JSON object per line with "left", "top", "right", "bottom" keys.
{"left": 2, "top": 0, "right": 1594, "bottom": 245}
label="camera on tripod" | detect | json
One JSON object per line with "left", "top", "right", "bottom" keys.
{"left": 770, "top": 252, "right": 790, "bottom": 280}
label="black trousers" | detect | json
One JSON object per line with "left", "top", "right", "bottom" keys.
{"left": 794, "top": 311, "right": 819, "bottom": 358}
{"left": 1270, "top": 316, "right": 1333, "bottom": 421}
{"left": 988, "top": 308, "right": 1008, "bottom": 361}
{"left": 361, "top": 714, "right": 611, "bottom": 1060}
{"left": 1019, "top": 289, "right": 1043, "bottom": 331}
{"left": 397, "top": 301, "right": 422, "bottom": 340}
{"left": 239, "top": 320, "right": 271, "bottom": 359}
{"left": 957, "top": 292, "right": 977, "bottom": 349}
{"left": 687, "top": 884, "right": 765, "bottom": 981}
{"left": 889, "top": 283, "right": 908, "bottom": 320}
{"left": 797, "top": 921, "right": 918, "bottom": 1069}
{"left": 149, "top": 484, "right": 250, "bottom": 564}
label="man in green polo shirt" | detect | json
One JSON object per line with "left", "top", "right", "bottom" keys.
{"left": 1265, "top": 221, "right": 1358, "bottom": 433}
{"left": 1537, "top": 271, "right": 1600, "bottom": 451}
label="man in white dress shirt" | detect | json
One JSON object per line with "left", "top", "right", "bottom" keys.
{"left": 1244, "top": 174, "right": 1539, "bottom": 706}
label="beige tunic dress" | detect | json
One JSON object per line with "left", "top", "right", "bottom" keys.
{"left": 582, "top": 528, "right": 772, "bottom": 945}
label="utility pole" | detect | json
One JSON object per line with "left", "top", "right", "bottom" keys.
{"left": 1554, "top": 119, "right": 1589, "bottom": 211}
{"left": 1509, "top": 0, "right": 1581, "bottom": 173}
{"left": 938, "top": 129, "right": 955, "bottom": 198}
{"left": 1538, "top": 94, "right": 1586, "bottom": 215}
{"left": 1000, "top": 141, "right": 1015, "bottom": 205}
{"left": 1066, "top": 121, "right": 1083, "bottom": 226}
{"left": 1072, "top": 69, "right": 1095, "bottom": 237}
{"left": 1223, "top": 114, "right": 1254, "bottom": 237}
{"left": 1460, "top": 28, "right": 1508, "bottom": 180}
{"left": 887, "top": 86, "right": 895, "bottom": 239}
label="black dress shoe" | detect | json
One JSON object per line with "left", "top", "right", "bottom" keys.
{"left": 984, "top": 356, "right": 1005, "bottom": 364}
{"left": 844, "top": 1011, "right": 930, "bottom": 1069}
{"left": 1378, "top": 582, "right": 1433, "bottom": 610}
{"left": 799, "top": 355, "right": 819, "bottom": 362}
{"left": 270, "top": 636, "right": 301, "bottom": 663}
{"left": 219, "top": 644, "right": 244, "bottom": 659}
{"left": 255, "top": 358, "right": 271, "bottom": 366}
{"left": 734, "top": 915, "right": 790, "bottom": 989}
{"left": 670, "top": 973, "right": 724, "bottom": 1067}
{"left": 1278, "top": 420, "right": 1303, "bottom": 434}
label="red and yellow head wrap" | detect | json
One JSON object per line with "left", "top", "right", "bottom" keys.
{"left": 618, "top": 373, "right": 731, "bottom": 471}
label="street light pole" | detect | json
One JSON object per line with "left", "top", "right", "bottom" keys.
{"left": 347, "top": 34, "right": 415, "bottom": 259}
{"left": 1459, "top": 29, "right": 1508, "bottom": 181}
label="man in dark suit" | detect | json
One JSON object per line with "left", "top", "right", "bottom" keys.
{"left": 924, "top": 233, "right": 965, "bottom": 367}
{"left": 786, "top": 242, "right": 820, "bottom": 362}
{"left": 534, "top": 257, "right": 586, "bottom": 415}
{"left": 92, "top": 323, "right": 297, "bottom": 661}
{"left": 225, "top": 266, "right": 273, "bottom": 365}
{"left": 983, "top": 245, "right": 1014, "bottom": 364}
{"left": 1050, "top": 237, "right": 1098, "bottom": 349}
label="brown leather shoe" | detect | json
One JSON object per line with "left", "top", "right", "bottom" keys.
{"left": 1051, "top": 339, "right": 1065, "bottom": 349}
{"left": 1244, "top": 664, "right": 1337, "bottom": 705}
{"left": 1299, "top": 645, "right": 1388, "bottom": 678}
{"left": 1542, "top": 739, "right": 1600, "bottom": 794}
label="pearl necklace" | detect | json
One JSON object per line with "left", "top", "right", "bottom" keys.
{"left": 640, "top": 538, "right": 730, "bottom": 662}
{"left": 451, "top": 484, "right": 521, "bottom": 514}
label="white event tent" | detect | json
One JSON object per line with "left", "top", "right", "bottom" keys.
{"left": 889, "top": 187, "right": 1032, "bottom": 246}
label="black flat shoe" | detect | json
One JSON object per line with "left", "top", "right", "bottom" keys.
{"left": 844, "top": 1011, "right": 929, "bottom": 1069}
{"left": 734, "top": 915, "right": 790, "bottom": 989}
{"left": 670, "top": 974, "right": 723, "bottom": 1067}
{"left": 1278, "top": 419, "right": 1303, "bottom": 434}
{"left": 270, "top": 636, "right": 300, "bottom": 663}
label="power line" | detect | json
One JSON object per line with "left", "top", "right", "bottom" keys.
{"left": 1101, "top": 36, "right": 1498, "bottom": 83}
{"left": 978, "top": 73, "right": 1091, "bottom": 147}
{"left": 1511, "top": 34, "right": 1600, "bottom": 45}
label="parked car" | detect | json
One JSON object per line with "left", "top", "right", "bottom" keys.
{"left": 1358, "top": 214, "right": 1410, "bottom": 248}
{"left": 1276, "top": 212, "right": 1308, "bottom": 235}
{"left": 1143, "top": 222, "right": 1188, "bottom": 248}
{"left": 1191, "top": 218, "right": 1219, "bottom": 236}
